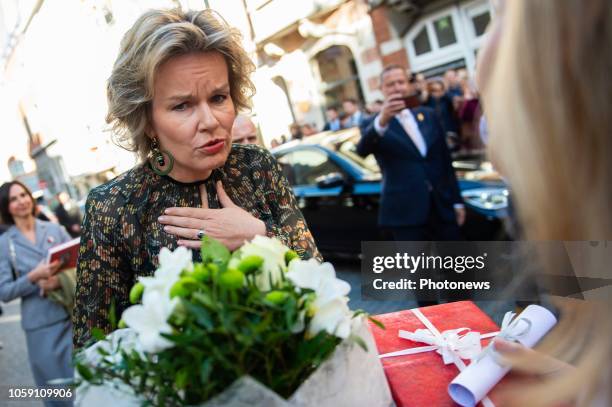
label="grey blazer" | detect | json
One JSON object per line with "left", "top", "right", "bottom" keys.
{"left": 0, "top": 220, "right": 72, "bottom": 331}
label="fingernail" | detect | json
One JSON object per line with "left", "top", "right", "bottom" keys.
{"left": 163, "top": 226, "right": 169, "bottom": 232}
{"left": 165, "top": 208, "right": 171, "bottom": 214}
{"left": 158, "top": 216, "right": 166, "bottom": 222}
{"left": 494, "top": 339, "right": 520, "bottom": 353}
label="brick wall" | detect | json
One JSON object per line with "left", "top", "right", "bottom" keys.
{"left": 370, "top": 6, "right": 391, "bottom": 45}
{"left": 382, "top": 49, "right": 409, "bottom": 69}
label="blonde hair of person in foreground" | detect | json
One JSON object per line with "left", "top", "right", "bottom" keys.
{"left": 478, "top": 0, "right": 611, "bottom": 405}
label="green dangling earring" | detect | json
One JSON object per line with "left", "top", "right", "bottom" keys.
{"left": 150, "top": 137, "right": 174, "bottom": 176}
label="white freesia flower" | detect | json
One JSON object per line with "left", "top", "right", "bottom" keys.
{"left": 138, "top": 246, "right": 193, "bottom": 297}
{"left": 287, "top": 259, "right": 351, "bottom": 310}
{"left": 308, "top": 297, "right": 352, "bottom": 339}
{"left": 122, "top": 289, "right": 178, "bottom": 353}
{"left": 287, "top": 259, "right": 353, "bottom": 338}
{"left": 240, "top": 235, "right": 289, "bottom": 291}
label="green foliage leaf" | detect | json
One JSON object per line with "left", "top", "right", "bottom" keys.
{"left": 175, "top": 367, "right": 189, "bottom": 389}
{"left": 368, "top": 316, "right": 386, "bottom": 330}
{"left": 76, "top": 363, "right": 94, "bottom": 382}
{"left": 91, "top": 327, "right": 106, "bottom": 342}
{"left": 350, "top": 334, "right": 369, "bottom": 352}
{"left": 199, "top": 359, "right": 213, "bottom": 384}
{"left": 183, "top": 301, "right": 214, "bottom": 331}
{"left": 200, "top": 236, "right": 230, "bottom": 268}
{"left": 108, "top": 300, "right": 117, "bottom": 330}
{"left": 192, "top": 292, "right": 216, "bottom": 310}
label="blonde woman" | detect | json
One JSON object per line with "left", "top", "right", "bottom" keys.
{"left": 73, "top": 9, "right": 320, "bottom": 349}
{"left": 478, "top": 0, "right": 611, "bottom": 405}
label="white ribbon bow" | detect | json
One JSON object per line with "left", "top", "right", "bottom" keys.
{"left": 476, "top": 311, "right": 532, "bottom": 363}
{"left": 399, "top": 327, "right": 483, "bottom": 365}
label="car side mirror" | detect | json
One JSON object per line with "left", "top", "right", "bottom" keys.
{"left": 316, "top": 172, "right": 345, "bottom": 189}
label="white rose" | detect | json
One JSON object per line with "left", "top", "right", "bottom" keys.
{"left": 122, "top": 289, "right": 179, "bottom": 353}
{"left": 239, "top": 235, "right": 289, "bottom": 291}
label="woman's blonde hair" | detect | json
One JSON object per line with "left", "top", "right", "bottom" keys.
{"left": 483, "top": 0, "right": 611, "bottom": 405}
{"left": 106, "top": 8, "right": 255, "bottom": 161}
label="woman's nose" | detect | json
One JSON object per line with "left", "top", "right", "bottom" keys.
{"left": 196, "top": 102, "right": 220, "bottom": 133}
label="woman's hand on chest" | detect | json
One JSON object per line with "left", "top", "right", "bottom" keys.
{"left": 158, "top": 181, "right": 266, "bottom": 251}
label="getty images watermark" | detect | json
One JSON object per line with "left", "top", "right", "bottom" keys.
{"left": 361, "top": 241, "right": 611, "bottom": 302}
{"left": 372, "top": 251, "right": 490, "bottom": 290}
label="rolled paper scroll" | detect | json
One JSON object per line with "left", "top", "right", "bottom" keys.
{"left": 448, "top": 304, "right": 558, "bottom": 407}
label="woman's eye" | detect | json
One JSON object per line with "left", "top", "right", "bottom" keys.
{"left": 172, "top": 102, "right": 188, "bottom": 111}
{"left": 211, "top": 94, "right": 227, "bottom": 104}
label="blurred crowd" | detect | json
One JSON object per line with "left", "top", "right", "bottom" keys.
{"left": 267, "top": 68, "right": 485, "bottom": 153}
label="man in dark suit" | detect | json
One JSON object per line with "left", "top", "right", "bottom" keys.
{"left": 322, "top": 106, "right": 341, "bottom": 132}
{"left": 357, "top": 65, "right": 465, "bottom": 240}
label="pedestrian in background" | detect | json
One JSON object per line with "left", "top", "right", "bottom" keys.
{"left": 365, "top": 100, "right": 383, "bottom": 115}
{"left": 443, "top": 69, "right": 463, "bottom": 99}
{"left": 0, "top": 220, "right": 6, "bottom": 322}
{"left": 357, "top": 65, "right": 465, "bottom": 241}
{"left": 0, "top": 181, "right": 73, "bottom": 405}
{"left": 422, "top": 77, "right": 460, "bottom": 146}
{"left": 341, "top": 98, "right": 364, "bottom": 128}
{"left": 457, "top": 78, "right": 483, "bottom": 150}
{"left": 53, "top": 192, "right": 82, "bottom": 238}
{"left": 322, "top": 106, "right": 341, "bottom": 132}
{"left": 231, "top": 114, "right": 261, "bottom": 145}
{"left": 289, "top": 123, "right": 304, "bottom": 140}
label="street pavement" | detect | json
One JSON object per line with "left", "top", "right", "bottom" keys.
{"left": 0, "top": 299, "right": 40, "bottom": 407}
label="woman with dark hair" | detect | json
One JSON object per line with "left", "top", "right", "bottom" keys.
{"left": 0, "top": 181, "right": 73, "bottom": 402}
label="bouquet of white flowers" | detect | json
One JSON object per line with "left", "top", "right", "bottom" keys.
{"left": 75, "top": 236, "right": 391, "bottom": 406}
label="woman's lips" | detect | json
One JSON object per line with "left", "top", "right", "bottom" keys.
{"left": 198, "top": 140, "right": 225, "bottom": 154}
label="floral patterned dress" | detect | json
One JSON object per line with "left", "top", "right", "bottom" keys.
{"left": 73, "top": 144, "right": 321, "bottom": 349}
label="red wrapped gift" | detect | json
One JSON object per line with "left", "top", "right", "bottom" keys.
{"left": 368, "top": 301, "right": 501, "bottom": 407}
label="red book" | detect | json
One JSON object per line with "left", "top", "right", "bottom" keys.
{"left": 368, "top": 301, "right": 501, "bottom": 407}
{"left": 46, "top": 237, "right": 81, "bottom": 272}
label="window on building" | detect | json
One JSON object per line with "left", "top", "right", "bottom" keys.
{"left": 413, "top": 26, "right": 432, "bottom": 56}
{"left": 471, "top": 11, "right": 491, "bottom": 37}
{"left": 434, "top": 15, "right": 457, "bottom": 48}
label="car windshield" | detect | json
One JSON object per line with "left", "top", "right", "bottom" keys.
{"left": 321, "top": 131, "right": 381, "bottom": 176}
{"left": 311, "top": 128, "right": 502, "bottom": 182}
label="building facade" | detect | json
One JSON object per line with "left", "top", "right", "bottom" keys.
{"left": 370, "top": 0, "right": 493, "bottom": 77}
{"left": 247, "top": 0, "right": 493, "bottom": 143}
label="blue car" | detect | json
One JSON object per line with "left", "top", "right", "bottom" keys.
{"left": 272, "top": 129, "right": 509, "bottom": 257}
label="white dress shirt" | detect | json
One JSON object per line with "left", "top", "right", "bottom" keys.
{"left": 373, "top": 109, "right": 464, "bottom": 210}
{"left": 374, "top": 109, "right": 427, "bottom": 156}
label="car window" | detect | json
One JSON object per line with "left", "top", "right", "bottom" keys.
{"left": 277, "top": 149, "right": 342, "bottom": 186}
